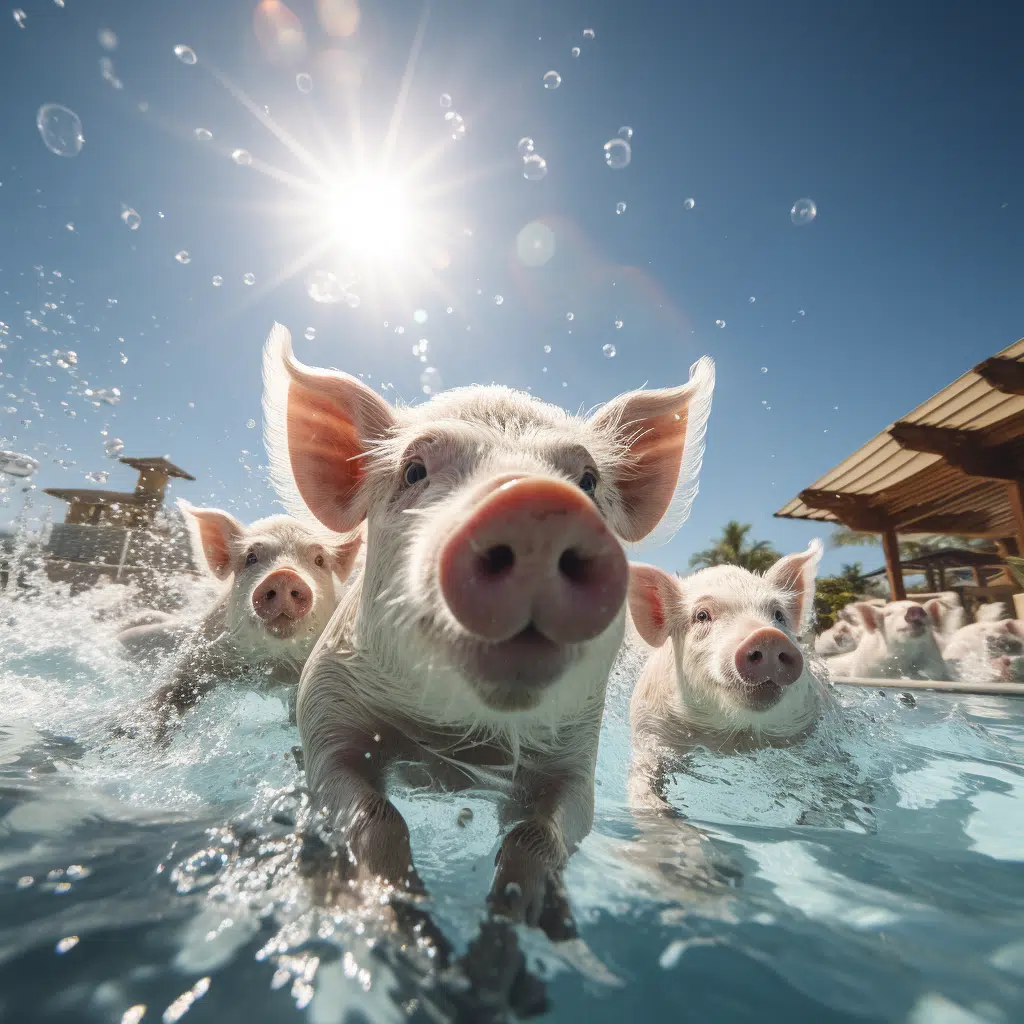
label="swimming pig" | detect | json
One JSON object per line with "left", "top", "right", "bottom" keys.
{"left": 262, "top": 322, "right": 714, "bottom": 933}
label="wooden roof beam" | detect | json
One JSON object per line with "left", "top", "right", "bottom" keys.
{"left": 798, "top": 489, "right": 889, "bottom": 531}
{"left": 974, "top": 357, "right": 1024, "bottom": 396}
{"left": 889, "top": 422, "right": 1023, "bottom": 481}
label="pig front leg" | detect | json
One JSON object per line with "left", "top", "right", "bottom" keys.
{"left": 488, "top": 768, "right": 595, "bottom": 937}
{"left": 627, "top": 743, "right": 680, "bottom": 819}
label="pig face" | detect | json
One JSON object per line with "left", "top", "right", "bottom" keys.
{"left": 263, "top": 324, "right": 714, "bottom": 726}
{"left": 629, "top": 541, "right": 823, "bottom": 731}
{"left": 815, "top": 618, "right": 860, "bottom": 657}
{"left": 180, "top": 502, "right": 361, "bottom": 655}
{"left": 855, "top": 599, "right": 943, "bottom": 646}
{"left": 982, "top": 620, "right": 1024, "bottom": 657}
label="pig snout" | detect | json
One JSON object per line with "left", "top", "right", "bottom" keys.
{"left": 252, "top": 569, "right": 314, "bottom": 622}
{"left": 437, "top": 476, "right": 628, "bottom": 646}
{"left": 904, "top": 605, "right": 927, "bottom": 630}
{"left": 734, "top": 627, "right": 804, "bottom": 687}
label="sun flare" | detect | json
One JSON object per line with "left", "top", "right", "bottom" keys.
{"left": 325, "top": 173, "right": 415, "bottom": 263}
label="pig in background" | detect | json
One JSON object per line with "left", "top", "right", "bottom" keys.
{"left": 262, "top": 322, "right": 715, "bottom": 934}
{"left": 825, "top": 599, "right": 952, "bottom": 681}
{"left": 117, "top": 500, "right": 361, "bottom": 733}
{"left": 627, "top": 540, "right": 829, "bottom": 815}
{"left": 942, "top": 602, "right": 1024, "bottom": 682}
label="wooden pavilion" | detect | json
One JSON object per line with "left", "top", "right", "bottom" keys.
{"left": 775, "top": 338, "right": 1024, "bottom": 602}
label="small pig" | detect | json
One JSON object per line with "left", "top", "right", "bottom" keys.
{"left": 826, "top": 599, "right": 951, "bottom": 681}
{"left": 942, "top": 614, "right": 1024, "bottom": 682}
{"left": 118, "top": 501, "right": 362, "bottom": 730}
{"left": 626, "top": 542, "right": 826, "bottom": 812}
{"left": 262, "top": 323, "right": 714, "bottom": 932}
{"left": 814, "top": 614, "right": 861, "bottom": 658}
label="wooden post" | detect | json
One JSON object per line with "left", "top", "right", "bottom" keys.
{"left": 882, "top": 527, "right": 906, "bottom": 600}
{"left": 1007, "top": 480, "right": 1024, "bottom": 554}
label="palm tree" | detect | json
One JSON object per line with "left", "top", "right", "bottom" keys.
{"left": 689, "top": 521, "right": 780, "bottom": 573}
{"left": 828, "top": 527, "right": 996, "bottom": 559}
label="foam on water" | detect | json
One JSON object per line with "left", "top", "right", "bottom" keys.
{"left": 1, "top": 570, "right": 1022, "bottom": 1022}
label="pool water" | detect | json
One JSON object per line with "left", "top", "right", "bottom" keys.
{"left": 1, "top": 575, "right": 1023, "bottom": 1023}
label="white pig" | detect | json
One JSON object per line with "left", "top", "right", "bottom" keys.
{"left": 117, "top": 501, "right": 362, "bottom": 730}
{"left": 814, "top": 615, "right": 861, "bottom": 658}
{"left": 942, "top": 614, "right": 1024, "bottom": 682}
{"left": 826, "top": 599, "right": 951, "bottom": 680}
{"left": 262, "top": 323, "right": 714, "bottom": 932}
{"left": 626, "top": 542, "right": 826, "bottom": 813}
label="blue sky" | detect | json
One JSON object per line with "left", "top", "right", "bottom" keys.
{"left": 1, "top": 0, "right": 1022, "bottom": 577}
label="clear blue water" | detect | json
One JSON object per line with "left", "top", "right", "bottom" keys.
{"left": 2, "top": 577, "right": 1023, "bottom": 1023}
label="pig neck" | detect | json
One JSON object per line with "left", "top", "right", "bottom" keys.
{"left": 872, "top": 630, "right": 948, "bottom": 681}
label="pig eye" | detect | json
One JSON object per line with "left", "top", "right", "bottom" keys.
{"left": 403, "top": 459, "right": 427, "bottom": 487}
{"left": 773, "top": 608, "right": 787, "bottom": 625}
{"left": 244, "top": 549, "right": 258, "bottom": 567}
{"left": 578, "top": 469, "right": 598, "bottom": 497}
{"left": 694, "top": 609, "right": 711, "bottom": 624}
{"left": 314, "top": 553, "right": 325, "bottom": 567}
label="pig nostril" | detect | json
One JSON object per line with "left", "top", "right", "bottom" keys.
{"left": 290, "top": 590, "right": 302, "bottom": 599}
{"left": 748, "top": 650, "right": 763, "bottom": 665}
{"left": 478, "top": 544, "right": 515, "bottom": 579}
{"left": 778, "top": 651, "right": 792, "bottom": 665}
{"left": 265, "top": 589, "right": 276, "bottom": 601}
{"left": 557, "top": 548, "right": 589, "bottom": 585}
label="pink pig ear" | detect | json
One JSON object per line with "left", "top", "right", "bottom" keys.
{"left": 590, "top": 356, "right": 714, "bottom": 544}
{"left": 178, "top": 499, "right": 245, "bottom": 580}
{"left": 923, "top": 599, "right": 945, "bottom": 630}
{"left": 764, "top": 538, "right": 823, "bottom": 634}
{"left": 263, "top": 323, "right": 396, "bottom": 534}
{"left": 628, "top": 563, "right": 683, "bottom": 647}
{"left": 330, "top": 531, "right": 363, "bottom": 582}
{"left": 851, "top": 601, "right": 883, "bottom": 633}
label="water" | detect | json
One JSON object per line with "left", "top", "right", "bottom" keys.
{"left": 2, "top": 574, "right": 1023, "bottom": 1023}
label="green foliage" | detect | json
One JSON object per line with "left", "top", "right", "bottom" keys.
{"left": 812, "top": 562, "right": 879, "bottom": 631}
{"left": 688, "top": 521, "right": 781, "bottom": 573}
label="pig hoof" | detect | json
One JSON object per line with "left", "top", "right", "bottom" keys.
{"left": 536, "top": 875, "right": 578, "bottom": 942}
{"left": 458, "top": 919, "right": 549, "bottom": 1018}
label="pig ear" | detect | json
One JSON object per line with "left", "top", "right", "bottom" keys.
{"left": 1007, "top": 620, "right": 1024, "bottom": 637}
{"left": 263, "top": 323, "right": 397, "bottom": 533}
{"left": 178, "top": 499, "right": 244, "bottom": 580}
{"left": 330, "top": 531, "right": 363, "bottom": 582}
{"left": 590, "top": 356, "right": 714, "bottom": 544}
{"left": 923, "top": 599, "right": 944, "bottom": 630}
{"left": 851, "top": 601, "right": 882, "bottom": 633}
{"left": 764, "top": 538, "right": 823, "bottom": 634}
{"left": 628, "top": 563, "right": 683, "bottom": 647}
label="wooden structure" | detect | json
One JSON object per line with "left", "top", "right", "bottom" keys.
{"left": 44, "top": 456, "right": 195, "bottom": 529}
{"left": 776, "top": 339, "right": 1024, "bottom": 600}
{"left": 859, "top": 548, "right": 1006, "bottom": 589}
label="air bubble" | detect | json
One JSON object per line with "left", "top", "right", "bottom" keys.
{"left": 307, "top": 270, "right": 346, "bottom": 303}
{"left": 446, "top": 112, "right": 466, "bottom": 141}
{"left": 798, "top": 309, "right": 806, "bottom": 316}
{"left": 748, "top": 296, "right": 756, "bottom": 303}
{"left": 790, "top": 198, "right": 817, "bottom": 225}
{"left": 13, "top": 10, "right": 25, "bottom": 29}
{"left": 246, "top": 418, "right": 256, "bottom": 429}
{"left": 175, "top": 250, "right": 190, "bottom": 264}
{"left": 615, "top": 201, "right": 626, "bottom": 215}
{"left": 99, "top": 57, "right": 122, "bottom": 89}
{"left": 120, "top": 208, "right": 141, "bottom": 231}
{"left": 84, "top": 471, "right": 109, "bottom": 484}
{"left": 36, "top": 104, "right": 84, "bottom": 158}
{"left": 194, "top": 128, "right": 213, "bottom": 141}
{"left": 211, "top": 275, "right": 222, "bottom": 287}
{"left": 603, "top": 138, "right": 631, "bottom": 169}
{"left": 760, "top": 366, "right": 768, "bottom": 374}
{"left": 583, "top": 28, "right": 595, "bottom": 39}
{"left": 494, "top": 295, "right": 504, "bottom": 306}
{"left": 571, "top": 46, "right": 580, "bottom": 58}
{"left": 304, "top": 327, "right": 316, "bottom": 341}
{"left": 602, "top": 344, "right": 616, "bottom": 358}
{"left": 104, "top": 438, "right": 124, "bottom": 458}
{"left": 715, "top": 319, "right": 725, "bottom": 328}
{"left": 231, "top": 149, "right": 252, "bottom": 166}
{"left": 174, "top": 44, "right": 197, "bottom": 65}
{"left": 566, "top": 312, "right": 574, "bottom": 321}
{"left": 683, "top": 197, "right": 695, "bottom": 211}
{"left": 243, "top": 273, "right": 255, "bottom": 286}
{"left": 543, "top": 70, "right": 561, "bottom": 90}
{"left": 420, "top": 366, "right": 442, "bottom": 395}
{"left": 413, "top": 309, "right": 428, "bottom": 324}
{"left": 98, "top": 28, "right": 117, "bottom": 50}
{"left": 440, "top": 93, "right": 452, "bottom": 108}
{"left": 522, "top": 154, "right": 547, "bottom": 180}
{"left": 296, "top": 72, "right": 313, "bottom": 93}
{"left": 618, "top": 126, "right": 633, "bottom": 141}
{"left": 517, "top": 137, "right": 535, "bottom": 157}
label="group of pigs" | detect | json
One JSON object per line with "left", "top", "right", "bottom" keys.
{"left": 111, "top": 322, "right": 1000, "bottom": 936}
{"left": 816, "top": 594, "right": 1024, "bottom": 684}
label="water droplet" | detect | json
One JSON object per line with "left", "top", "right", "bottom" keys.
{"left": 683, "top": 197, "right": 695, "bottom": 211}
{"left": 615, "top": 201, "right": 626, "bottom": 215}
{"left": 602, "top": 343, "right": 616, "bottom": 358}
{"left": 517, "top": 136, "right": 535, "bottom": 157}
{"left": 120, "top": 207, "right": 141, "bottom": 231}
{"left": 243, "top": 272, "right": 255, "bottom": 286}
{"left": 304, "top": 327, "right": 316, "bottom": 340}
{"left": 790, "top": 198, "right": 817, "bottom": 225}
{"left": 66, "top": 222, "right": 74, "bottom": 231}
{"left": 494, "top": 295, "right": 504, "bottom": 306}
{"left": 104, "top": 438, "right": 125, "bottom": 459}
{"left": 121, "top": 1006, "right": 146, "bottom": 1024}
{"left": 98, "top": 56, "right": 122, "bottom": 89}
{"left": 522, "top": 153, "right": 547, "bottom": 180}
{"left": 13, "top": 9, "right": 26, "bottom": 29}
{"left": 715, "top": 319, "right": 725, "bottom": 328}
{"left": 194, "top": 128, "right": 213, "bottom": 141}
{"left": 603, "top": 138, "right": 631, "bottom": 169}
{"left": 748, "top": 295, "right": 756, "bottom": 303}
{"left": 231, "top": 148, "right": 252, "bottom": 166}
{"left": 446, "top": 112, "right": 466, "bottom": 141}
{"left": 175, "top": 250, "right": 190, "bottom": 264}
{"left": 413, "top": 309, "right": 428, "bottom": 324}
{"left": 36, "top": 104, "right": 84, "bottom": 158}
{"left": 308, "top": 271, "right": 349, "bottom": 304}
{"left": 543, "top": 70, "right": 561, "bottom": 90}
{"left": 543, "top": 344, "right": 551, "bottom": 353}
{"left": 566, "top": 312, "right": 574, "bottom": 321}
{"left": 98, "top": 28, "right": 117, "bottom": 50}
{"left": 174, "top": 44, "right": 197, "bottom": 65}
{"left": 571, "top": 46, "right": 580, "bottom": 58}
{"left": 55, "top": 936, "right": 79, "bottom": 954}
{"left": 211, "top": 275, "right": 222, "bottom": 287}
{"left": 246, "top": 418, "right": 256, "bottom": 429}
{"left": 420, "top": 366, "right": 442, "bottom": 395}
{"left": 583, "top": 28, "right": 595, "bottom": 39}
{"left": 171, "top": 848, "right": 228, "bottom": 894}
{"left": 84, "top": 471, "right": 109, "bottom": 484}
{"left": 440, "top": 93, "right": 452, "bottom": 108}
{"left": 296, "top": 72, "right": 313, "bottom": 93}
{"left": 618, "top": 125, "right": 633, "bottom": 141}
{"left": 760, "top": 366, "right": 768, "bottom": 374}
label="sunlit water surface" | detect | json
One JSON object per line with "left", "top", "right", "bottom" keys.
{"left": 1, "top": 575, "right": 1022, "bottom": 1023}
